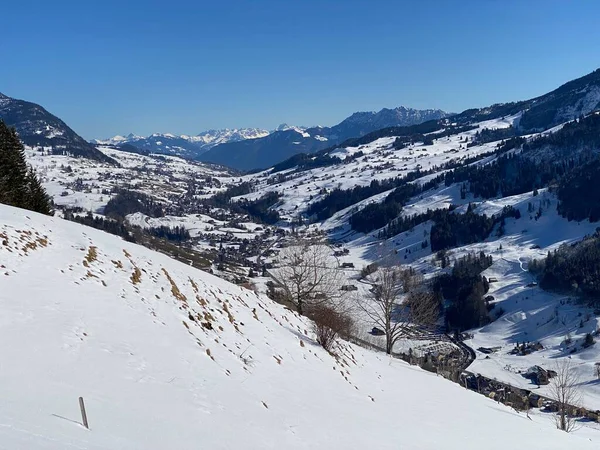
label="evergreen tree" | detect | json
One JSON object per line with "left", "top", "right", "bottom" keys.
{"left": 24, "top": 167, "right": 52, "bottom": 215}
{"left": 0, "top": 121, "right": 52, "bottom": 214}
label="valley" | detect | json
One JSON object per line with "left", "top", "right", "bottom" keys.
{"left": 4, "top": 61, "right": 600, "bottom": 447}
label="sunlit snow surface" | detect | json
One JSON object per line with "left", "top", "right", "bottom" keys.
{"left": 0, "top": 204, "right": 597, "bottom": 449}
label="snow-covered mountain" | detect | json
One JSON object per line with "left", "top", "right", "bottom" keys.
{"left": 220, "top": 67, "right": 600, "bottom": 417}
{"left": 199, "top": 69, "right": 600, "bottom": 171}
{"left": 274, "top": 123, "right": 308, "bottom": 133}
{"left": 93, "top": 128, "right": 270, "bottom": 159}
{"left": 199, "top": 107, "right": 450, "bottom": 170}
{"left": 10, "top": 67, "right": 600, "bottom": 448}
{"left": 334, "top": 106, "right": 451, "bottom": 138}
{"left": 0, "top": 202, "right": 596, "bottom": 449}
{"left": 0, "top": 92, "right": 114, "bottom": 164}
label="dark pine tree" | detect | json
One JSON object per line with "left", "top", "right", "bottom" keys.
{"left": 0, "top": 121, "right": 52, "bottom": 214}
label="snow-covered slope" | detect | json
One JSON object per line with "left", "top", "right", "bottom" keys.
{"left": 0, "top": 203, "right": 595, "bottom": 449}
{"left": 230, "top": 99, "right": 600, "bottom": 421}
{"left": 26, "top": 146, "right": 233, "bottom": 213}
{"left": 239, "top": 115, "right": 518, "bottom": 222}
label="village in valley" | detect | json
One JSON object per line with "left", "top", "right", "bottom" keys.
{"left": 3, "top": 6, "right": 600, "bottom": 446}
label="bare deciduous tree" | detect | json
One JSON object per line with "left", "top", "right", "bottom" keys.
{"left": 269, "top": 239, "right": 345, "bottom": 315}
{"left": 550, "top": 360, "right": 582, "bottom": 433}
{"left": 308, "top": 303, "right": 354, "bottom": 352}
{"left": 358, "top": 266, "right": 439, "bottom": 354}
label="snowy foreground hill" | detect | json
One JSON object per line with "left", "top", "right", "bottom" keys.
{"left": 0, "top": 204, "right": 596, "bottom": 449}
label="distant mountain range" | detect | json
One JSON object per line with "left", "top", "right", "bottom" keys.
{"left": 5, "top": 67, "right": 600, "bottom": 172}
{"left": 0, "top": 93, "right": 114, "bottom": 164}
{"left": 198, "top": 107, "right": 451, "bottom": 170}
{"left": 92, "top": 128, "right": 270, "bottom": 159}
{"left": 92, "top": 107, "right": 450, "bottom": 170}
{"left": 267, "top": 68, "right": 600, "bottom": 179}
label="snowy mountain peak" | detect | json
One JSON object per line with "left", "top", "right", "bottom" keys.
{"left": 200, "top": 107, "right": 450, "bottom": 170}
{"left": 0, "top": 93, "right": 10, "bottom": 107}
{"left": 195, "top": 127, "right": 269, "bottom": 144}
{"left": 91, "top": 127, "right": 270, "bottom": 159}
{"left": 341, "top": 106, "right": 450, "bottom": 126}
{"left": 275, "top": 123, "right": 307, "bottom": 132}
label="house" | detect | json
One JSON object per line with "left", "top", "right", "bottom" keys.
{"left": 523, "top": 366, "right": 554, "bottom": 385}
{"left": 371, "top": 327, "right": 385, "bottom": 336}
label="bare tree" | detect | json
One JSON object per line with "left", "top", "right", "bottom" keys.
{"left": 308, "top": 303, "right": 354, "bottom": 352}
{"left": 358, "top": 266, "right": 439, "bottom": 354}
{"left": 269, "top": 239, "right": 345, "bottom": 315}
{"left": 550, "top": 360, "right": 582, "bottom": 433}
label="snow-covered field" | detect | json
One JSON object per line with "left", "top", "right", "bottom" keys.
{"left": 24, "top": 146, "right": 279, "bottom": 261}
{"left": 234, "top": 110, "right": 600, "bottom": 418}
{"left": 1, "top": 204, "right": 598, "bottom": 448}
{"left": 13, "top": 106, "right": 600, "bottom": 445}
{"left": 238, "top": 115, "right": 519, "bottom": 221}
{"left": 26, "top": 146, "right": 234, "bottom": 213}
{"left": 324, "top": 185, "right": 600, "bottom": 413}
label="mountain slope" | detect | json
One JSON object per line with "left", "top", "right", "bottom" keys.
{"left": 519, "top": 68, "right": 600, "bottom": 131}
{"left": 0, "top": 203, "right": 594, "bottom": 449}
{"left": 450, "top": 68, "right": 600, "bottom": 131}
{"left": 0, "top": 93, "right": 114, "bottom": 164}
{"left": 93, "top": 128, "right": 270, "bottom": 159}
{"left": 254, "top": 68, "right": 600, "bottom": 190}
{"left": 199, "top": 107, "right": 449, "bottom": 170}
{"left": 199, "top": 127, "right": 330, "bottom": 171}
{"left": 333, "top": 106, "right": 450, "bottom": 138}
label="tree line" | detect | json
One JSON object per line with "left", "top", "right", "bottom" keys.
{"left": 347, "top": 151, "right": 499, "bottom": 234}
{"left": 63, "top": 209, "right": 135, "bottom": 242}
{"left": 434, "top": 252, "right": 494, "bottom": 331}
{"left": 529, "top": 229, "right": 600, "bottom": 302}
{"left": 430, "top": 205, "right": 520, "bottom": 251}
{"left": 104, "top": 189, "right": 164, "bottom": 220}
{"left": 206, "top": 182, "right": 282, "bottom": 224}
{"left": 556, "top": 158, "right": 600, "bottom": 222}
{"left": 146, "top": 225, "right": 190, "bottom": 242}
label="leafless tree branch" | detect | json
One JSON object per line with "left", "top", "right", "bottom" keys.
{"left": 550, "top": 359, "right": 582, "bottom": 433}
{"left": 270, "top": 239, "right": 345, "bottom": 315}
{"left": 356, "top": 266, "right": 439, "bottom": 354}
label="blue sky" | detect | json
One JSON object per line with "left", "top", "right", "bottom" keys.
{"left": 2, "top": 0, "right": 600, "bottom": 138}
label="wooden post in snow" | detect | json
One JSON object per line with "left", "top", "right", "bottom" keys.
{"left": 79, "top": 396, "right": 89, "bottom": 429}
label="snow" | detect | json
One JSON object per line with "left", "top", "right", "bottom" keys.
{"left": 125, "top": 212, "right": 224, "bottom": 237}
{"left": 0, "top": 204, "right": 596, "bottom": 448}
{"left": 450, "top": 191, "right": 600, "bottom": 411}
{"left": 94, "top": 128, "right": 270, "bottom": 151}
{"left": 556, "top": 85, "right": 600, "bottom": 124}
{"left": 25, "top": 146, "right": 234, "bottom": 214}
{"left": 238, "top": 115, "right": 520, "bottom": 222}
{"left": 234, "top": 109, "right": 600, "bottom": 423}
{"left": 344, "top": 186, "right": 600, "bottom": 413}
